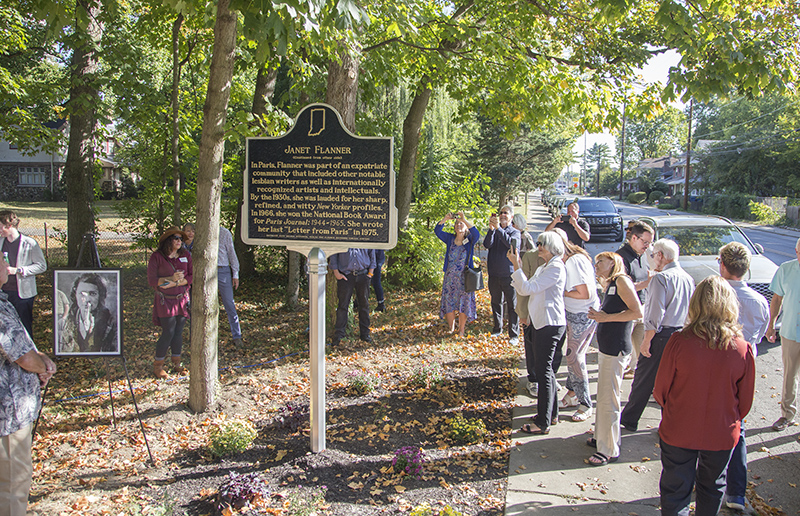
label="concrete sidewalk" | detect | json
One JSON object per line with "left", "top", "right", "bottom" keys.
{"left": 503, "top": 195, "right": 799, "bottom": 515}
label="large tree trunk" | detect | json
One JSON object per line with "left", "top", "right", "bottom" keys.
{"left": 326, "top": 50, "right": 359, "bottom": 132}
{"left": 324, "top": 47, "right": 359, "bottom": 328}
{"left": 189, "top": 0, "right": 237, "bottom": 413}
{"left": 235, "top": 64, "right": 278, "bottom": 279}
{"left": 65, "top": 0, "right": 102, "bottom": 266}
{"left": 171, "top": 13, "right": 183, "bottom": 226}
{"left": 396, "top": 81, "right": 432, "bottom": 229}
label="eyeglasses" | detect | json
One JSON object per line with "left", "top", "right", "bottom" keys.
{"left": 535, "top": 241, "right": 543, "bottom": 247}
{"left": 716, "top": 257, "right": 722, "bottom": 264}
{"left": 170, "top": 235, "right": 183, "bottom": 241}
{"left": 500, "top": 210, "right": 510, "bottom": 215}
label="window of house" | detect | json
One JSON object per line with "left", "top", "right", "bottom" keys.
{"left": 19, "top": 167, "right": 46, "bottom": 186}
{"left": 9, "top": 143, "right": 17, "bottom": 150}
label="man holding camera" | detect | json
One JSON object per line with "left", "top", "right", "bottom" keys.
{"left": 484, "top": 205, "right": 521, "bottom": 345}
{"left": 545, "top": 201, "right": 590, "bottom": 248}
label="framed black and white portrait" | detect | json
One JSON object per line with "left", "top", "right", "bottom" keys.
{"left": 53, "top": 269, "right": 122, "bottom": 357}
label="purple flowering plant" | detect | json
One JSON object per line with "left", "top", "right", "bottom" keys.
{"left": 392, "top": 446, "right": 426, "bottom": 476}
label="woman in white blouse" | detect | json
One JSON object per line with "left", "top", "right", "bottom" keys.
{"left": 508, "top": 231, "right": 566, "bottom": 435}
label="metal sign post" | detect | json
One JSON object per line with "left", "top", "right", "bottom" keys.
{"left": 243, "top": 104, "right": 397, "bottom": 453}
{"left": 307, "top": 247, "right": 327, "bottom": 452}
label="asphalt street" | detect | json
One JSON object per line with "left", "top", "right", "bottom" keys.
{"left": 504, "top": 195, "right": 800, "bottom": 515}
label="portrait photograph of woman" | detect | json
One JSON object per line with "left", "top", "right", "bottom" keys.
{"left": 54, "top": 270, "right": 122, "bottom": 356}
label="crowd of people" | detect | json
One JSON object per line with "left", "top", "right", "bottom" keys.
{"left": 1, "top": 201, "right": 799, "bottom": 514}
{"left": 429, "top": 204, "right": 771, "bottom": 515}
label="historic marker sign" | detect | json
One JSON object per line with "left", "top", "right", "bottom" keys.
{"left": 243, "top": 104, "right": 397, "bottom": 252}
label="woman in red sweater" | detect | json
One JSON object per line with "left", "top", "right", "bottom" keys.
{"left": 654, "top": 275, "right": 755, "bottom": 516}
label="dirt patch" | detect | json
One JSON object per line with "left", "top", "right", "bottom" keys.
{"left": 28, "top": 269, "right": 518, "bottom": 515}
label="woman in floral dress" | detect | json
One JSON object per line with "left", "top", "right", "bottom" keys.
{"left": 435, "top": 212, "right": 480, "bottom": 337}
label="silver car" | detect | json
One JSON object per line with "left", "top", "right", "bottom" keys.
{"left": 639, "top": 215, "right": 778, "bottom": 301}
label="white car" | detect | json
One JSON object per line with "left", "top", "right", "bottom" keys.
{"left": 639, "top": 215, "right": 778, "bottom": 302}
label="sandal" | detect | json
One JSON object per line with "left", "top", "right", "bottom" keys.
{"left": 558, "top": 393, "right": 579, "bottom": 409}
{"left": 531, "top": 414, "right": 558, "bottom": 426}
{"left": 572, "top": 406, "right": 592, "bottom": 422}
{"left": 586, "top": 437, "right": 597, "bottom": 448}
{"left": 519, "top": 423, "right": 550, "bottom": 435}
{"left": 588, "top": 452, "right": 618, "bottom": 466}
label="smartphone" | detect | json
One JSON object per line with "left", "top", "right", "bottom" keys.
{"left": 510, "top": 237, "right": 520, "bottom": 250}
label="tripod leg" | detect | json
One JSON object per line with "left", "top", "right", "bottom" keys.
{"left": 121, "top": 355, "right": 154, "bottom": 464}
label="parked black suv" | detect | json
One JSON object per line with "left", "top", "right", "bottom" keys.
{"left": 575, "top": 197, "right": 624, "bottom": 242}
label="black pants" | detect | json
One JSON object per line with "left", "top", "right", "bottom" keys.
{"left": 524, "top": 324, "right": 564, "bottom": 382}
{"left": 488, "top": 275, "right": 518, "bottom": 339}
{"left": 621, "top": 327, "right": 679, "bottom": 430}
{"left": 660, "top": 438, "right": 732, "bottom": 516}
{"left": 533, "top": 324, "right": 566, "bottom": 431}
{"left": 334, "top": 272, "right": 370, "bottom": 340}
{"left": 4, "top": 290, "right": 34, "bottom": 337}
{"left": 156, "top": 316, "right": 187, "bottom": 359}
{"left": 371, "top": 265, "right": 384, "bottom": 303}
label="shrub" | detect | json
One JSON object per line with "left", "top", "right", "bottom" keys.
{"left": 658, "top": 204, "right": 676, "bottom": 210}
{"left": 392, "top": 446, "right": 426, "bottom": 476}
{"left": 627, "top": 191, "right": 647, "bottom": 204}
{"left": 447, "top": 413, "right": 487, "bottom": 443}
{"left": 386, "top": 221, "right": 444, "bottom": 290}
{"left": 216, "top": 471, "right": 270, "bottom": 513}
{"left": 284, "top": 486, "right": 327, "bottom": 516}
{"left": 749, "top": 201, "right": 780, "bottom": 224}
{"left": 702, "top": 193, "right": 757, "bottom": 220}
{"left": 346, "top": 369, "right": 380, "bottom": 394}
{"left": 408, "top": 362, "right": 444, "bottom": 389}
{"left": 661, "top": 195, "right": 677, "bottom": 207}
{"left": 648, "top": 190, "right": 665, "bottom": 204}
{"left": 208, "top": 419, "right": 257, "bottom": 457}
{"left": 275, "top": 401, "right": 309, "bottom": 432}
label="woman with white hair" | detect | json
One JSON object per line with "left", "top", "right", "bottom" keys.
{"left": 512, "top": 214, "right": 535, "bottom": 255}
{"left": 508, "top": 231, "right": 566, "bottom": 435}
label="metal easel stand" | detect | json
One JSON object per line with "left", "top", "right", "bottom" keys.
{"left": 34, "top": 233, "right": 154, "bottom": 464}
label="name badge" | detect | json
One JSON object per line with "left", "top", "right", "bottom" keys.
{"left": 179, "top": 257, "right": 188, "bottom": 263}
{"left": 608, "top": 286, "right": 616, "bottom": 295}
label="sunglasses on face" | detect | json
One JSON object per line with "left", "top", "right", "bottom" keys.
{"left": 535, "top": 241, "right": 543, "bottom": 247}
{"left": 170, "top": 235, "right": 182, "bottom": 241}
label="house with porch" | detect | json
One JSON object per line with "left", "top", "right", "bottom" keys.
{"left": 0, "top": 121, "right": 123, "bottom": 201}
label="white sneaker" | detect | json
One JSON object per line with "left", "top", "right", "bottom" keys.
{"left": 526, "top": 381, "right": 538, "bottom": 398}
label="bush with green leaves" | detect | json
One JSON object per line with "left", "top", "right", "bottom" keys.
{"left": 658, "top": 204, "right": 676, "bottom": 210}
{"left": 386, "top": 221, "right": 445, "bottom": 291}
{"left": 346, "top": 369, "right": 380, "bottom": 394}
{"left": 749, "top": 200, "right": 780, "bottom": 224}
{"left": 627, "top": 191, "right": 647, "bottom": 204}
{"left": 648, "top": 190, "right": 665, "bottom": 204}
{"left": 408, "top": 362, "right": 444, "bottom": 389}
{"left": 702, "top": 193, "right": 757, "bottom": 220}
{"left": 446, "top": 413, "right": 487, "bottom": 444}
{"left": 208, "top": 419, "right": 257, "bottom": 457}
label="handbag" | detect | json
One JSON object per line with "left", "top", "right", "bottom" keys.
{"left": 463, "top": 265, "right": 484, "bottom": 292}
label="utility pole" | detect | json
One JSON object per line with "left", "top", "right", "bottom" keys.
{"left": 683, "top": 99, "right": 693, "bottom": 210}
{"left": 582, "top": 131, "right": 587, "bottom": 195}
{"left": 619, "top": 100, "right": 626, "bottom": 201}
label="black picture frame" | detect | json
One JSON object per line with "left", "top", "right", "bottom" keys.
{"left": 53, "top": 269, "right": 123, "bottom": 357}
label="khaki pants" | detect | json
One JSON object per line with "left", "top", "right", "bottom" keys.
{"left": 596, "top": 351, "right": 631, "bottom": 459}
{"left": 781, "top": 337, "right": 800, "bottom": 421}
{"left": 0, "top": 424, "right": 32, "bottom": 516}
{"left": 625, "top": 321, "right": 645, "bottom": 373}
